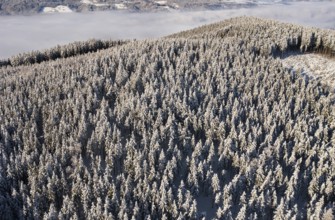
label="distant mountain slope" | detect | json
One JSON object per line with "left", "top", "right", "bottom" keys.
{"left": 1, "top": 17, "right": 335, "bottom": 219}
{"left": 0, "top": 0, "right": 329, "bottom": 15}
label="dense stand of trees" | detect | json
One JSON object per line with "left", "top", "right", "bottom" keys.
{"left": 169, "top": 17, "right": 335, "bottom": 58}
{"left": 0, "top": 39, "right": 129, "bottom": 68}
{"left": 1, "top": 17, "right": 335, "bottom": 219}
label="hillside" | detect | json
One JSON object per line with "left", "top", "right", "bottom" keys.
{"left": 0, "top": 0, "right": 251, "bottom": 15}
{"left": 1, "top": 17, "right": 335, "bottom": 219}
{"left": 0, "top": 0, "right": 330, "bottom": 15}
{"left": 0, "top": 0, "right": 279, "bottom": 15}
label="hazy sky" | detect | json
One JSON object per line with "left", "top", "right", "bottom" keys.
{"left": 0, "top": 1, "right": 334, "bottom": 59}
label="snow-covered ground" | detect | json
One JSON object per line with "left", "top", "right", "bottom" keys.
{"left": 155, "top": 1, "right": 168, "bottom": 6}
{"left": 225, "top": 0, "right": 254, "bottom": 4}
{"left": 42, "top": 5, "right": 73, "bottom": 13}
{"left": 172, "top": 3, "right": 180, "bottom": 9}
{"left": 282, "top": 54, "right": 335, "bottom": 88}
{"left": 154, "top": 1, "right": 179, "bottom": 11}
{"left": 115, "top": 3, "right": 127, "bottom": 10}
{"left": 196, "top": 195, "right": 216, "bottom": 219}
{"left": 81, "top": 0, "right": 108, "bottom": 7}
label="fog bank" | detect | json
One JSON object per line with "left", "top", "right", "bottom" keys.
{"left": 0, "top": 1, "right": 334, "bottom": 59}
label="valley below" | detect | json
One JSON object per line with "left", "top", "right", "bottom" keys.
{"left": 0, "top": 1, "right": 334, "bottom": 59}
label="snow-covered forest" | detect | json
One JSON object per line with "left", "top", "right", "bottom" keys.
{"left": 0, "top": 0, "right": 320, "bottom": 15}
{"left": 1, "top": 17, "right": 335, "bottom": 219}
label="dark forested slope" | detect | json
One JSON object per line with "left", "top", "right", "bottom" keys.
{"left": 1, "top": 17, "right": 335, "bottom": 219}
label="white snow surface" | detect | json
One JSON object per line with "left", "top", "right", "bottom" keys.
{"left": 172, "top": 3, "right": 180, "bottom": 9}
{"left": 115, "top": 3, "right": 127, "bottom": 10}
{"left": 81, "top": 0, "right": 108, "bottom": 7}
{"left": 42, "top": 5, "right": 73, "bottom": 13}
{"left": 155, "top": 1, "right": 168, "bottom": 6}
{"left": 226, "top": 0, "right": 253, "bottom": 4}
{"left": 81, "top": 0, "right": 92, "bottom": 4}
{"left": 196, "top": 195, "right": 216, "bottom": 219}
{"left": 282, "top": 54, "right": 335, "bottom": 88}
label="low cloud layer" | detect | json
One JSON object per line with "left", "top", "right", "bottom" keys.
{"left": 1, "top": 1, "right": 334, "bottom": 59}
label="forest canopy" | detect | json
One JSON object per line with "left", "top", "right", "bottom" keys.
{"left": 0, "top": 17, "right": 335, "bottom": 219}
